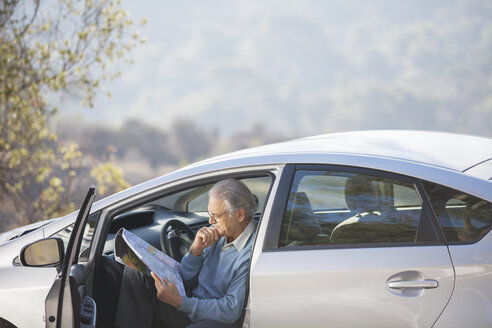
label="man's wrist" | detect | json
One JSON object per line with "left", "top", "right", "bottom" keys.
{"left": 173, "top": 295, "right": 183, "bottom": 309}
{"left": 189, "top": 245, "right": 203, "bottom": 256}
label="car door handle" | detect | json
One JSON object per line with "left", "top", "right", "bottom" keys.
{"left": 387, "top": 279, "right": 439, "bottom": 289}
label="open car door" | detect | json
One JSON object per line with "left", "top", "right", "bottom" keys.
{"left": 44, "top": 186, "right": 97, "bottom": 328}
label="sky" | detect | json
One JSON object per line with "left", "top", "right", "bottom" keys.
{"left": 60, "top": 0, "right": 492, "bottom": 137}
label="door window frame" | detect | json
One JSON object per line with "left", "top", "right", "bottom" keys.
{"left": 92, "top": 169, "right": 278, "bottom": 260}
{"left": 263, "top": 164, "right": 446, "bottom": 251}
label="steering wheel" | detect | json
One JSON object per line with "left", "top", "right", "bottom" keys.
{"left": 160, "top": 219, "right": 195, "bottom": 262}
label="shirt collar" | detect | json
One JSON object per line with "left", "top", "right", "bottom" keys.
{"left": 222, "top": 219, "right": 256, "bottom": 252}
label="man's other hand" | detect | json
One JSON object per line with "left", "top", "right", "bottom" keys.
{"left": 189, "top": 226, "right": 220, "bottom": 256}
{"left": 151, "top": 272, "right": 182, "bottom": 309}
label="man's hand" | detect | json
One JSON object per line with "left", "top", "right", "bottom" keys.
{"left": 151, "top": 272, "right": 182, "bottom": 309}
{"left": 189, "top": 226, "right": 220, "bottom": 256}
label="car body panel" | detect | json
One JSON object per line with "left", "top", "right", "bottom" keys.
{"left": 0, "top": 265, "right": 57, "bottom": 327}
{"left": 0, "top": 226, "right": 55, "bottom": 327}
{"left": 249, "top": 246, "right": 454, "bottom": 328}
{"left": 0, "top": 218, "right": 56, "bottom": 246}
{"left": 464, "top": 158, "right": 492, "bottom": 181}
{"left": 434, "top": 232, "right": 492, "bottom": 327}
{"left": 187, "top": 130, "right": 492, "bottom": 173}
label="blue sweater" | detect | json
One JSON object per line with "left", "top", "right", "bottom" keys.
{"left": 178, "top": 221, "right": 256, "bottom": 323}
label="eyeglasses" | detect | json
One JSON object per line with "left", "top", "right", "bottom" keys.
{"left": 208, "top": 210, "right": 227, "bottom": 220}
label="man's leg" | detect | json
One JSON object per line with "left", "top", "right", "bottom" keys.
{"left": 153, "top": 301, "right": 190, "bottom": 328}
{"left": 114, "top": 267, "right": 156, "bottom": 328}
{"left": 115, "top": 266, "right": 190, "bottom": 328}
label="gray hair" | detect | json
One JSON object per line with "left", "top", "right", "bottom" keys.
{"left": 209, "top": 178, "right": 258, "bottom": 219}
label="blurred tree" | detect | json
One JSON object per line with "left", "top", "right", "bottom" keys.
{"left": 0, "top": 0, "right": 143, "bottom": 230}
{"left": 33, "top": 142, "right": 83, "bottom": 220}
{"left": 171, "top": 119, "right": 213, "bottom": 162}
{"left": 89, "top": 144, "right": 129, "bottom": 196}
{"left": 90, "top": 161, "right": 130, "bottom": 196}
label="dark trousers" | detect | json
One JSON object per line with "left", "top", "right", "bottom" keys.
{"left": 114, "top": 267, "right": 239, "bottom": 328}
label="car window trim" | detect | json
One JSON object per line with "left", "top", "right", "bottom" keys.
{"left": 93, "top": 169, "right": 277, "bottom": 258}
{"left": 415, "top": 179, "right": 447, "bottom": 243}
{"left": 264, "top": 240, "right": 445, "bottom": 252}
{"left": 263, "top": 164, "right": 447, "bottom": 251}
{"left": 262, "top": 164, "right": 295, "bottom": 250}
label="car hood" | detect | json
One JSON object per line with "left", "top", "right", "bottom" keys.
{"left": 0, "top": 218, "right": 57, "bottom": 246}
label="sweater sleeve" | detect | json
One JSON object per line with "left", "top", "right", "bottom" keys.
{"left": 178, "top": 256, "right": 249, "bottom": 323}
{"left": 180, "top": 251, "right": 204, "bottom": 290}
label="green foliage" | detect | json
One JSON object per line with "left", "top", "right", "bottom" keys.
{"left": 0, "top": 0, "right": 144, "bottom": 230}
{"left": 90, "top": 161, "right": 130, "bottom": 196}
{"left": 32, "top": 142, "right": 81, "bottom": 220}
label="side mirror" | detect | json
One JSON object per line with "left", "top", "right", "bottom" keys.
{"left": 20, "top": 237, "right": 65, "bottom": 268}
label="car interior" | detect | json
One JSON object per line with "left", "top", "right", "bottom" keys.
{"left": 422, "top": 181, "right": 492, "bottom": 243}
{"left": 279, "top": 171, "right": 492, "bottom": 250}
{"left": 329, "top": 176, "right": 418, "bottom": 244}
{"left": 93, "top": 175, "right": 273, "bottom": 327}
{"left": 279, "top": 172, "right": 424, "bottom": 247}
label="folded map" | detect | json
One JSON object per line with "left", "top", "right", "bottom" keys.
{"left": 114, "top": 228, "right": 186, "bottom": 296}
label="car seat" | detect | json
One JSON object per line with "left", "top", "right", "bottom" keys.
{"left": 281, "top": 191, "right": 323, "bottom": 246}
{"left": 330, "top": 176, "right": 383, "bottom": 243}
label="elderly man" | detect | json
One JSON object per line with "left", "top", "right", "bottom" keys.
{"left": 115, "top": 178, "right": 258, "bottom": 328}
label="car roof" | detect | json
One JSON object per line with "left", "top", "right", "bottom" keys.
{"left": 189, "top": 130, "right": 492, "bottom": 173}
{"left": 88, "top": 130, "right": 491, "bottom": 212}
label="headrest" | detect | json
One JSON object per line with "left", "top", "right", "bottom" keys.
{"left": 344, "top": 176, "right": 380, "bottom": 212}
{"left": 293, "top": 192, "right": 314, "bottom": 217}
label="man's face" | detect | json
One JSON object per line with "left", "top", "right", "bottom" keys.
{"left": 208, "top": 197, "right": 236, "bottom": 238}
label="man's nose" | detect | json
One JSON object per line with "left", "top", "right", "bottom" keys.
{"left": 209, "top": 217, "right": 216, "bottom": 225}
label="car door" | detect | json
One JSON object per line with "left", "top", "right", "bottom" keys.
{"left": 44, "top": 186, "right": 97, "bottom": 328}
{"left": 422, "top": 181, "right": 492, "bottom": 327}
{"left": 249, "top": 165, "right": 455, "bottom": 328}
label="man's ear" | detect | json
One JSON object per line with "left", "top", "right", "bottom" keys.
{"left": 236, "top": 208, "right": 246, "bottom": 222}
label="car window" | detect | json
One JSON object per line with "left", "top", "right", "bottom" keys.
{"left": 423, "top": 181, "right": 492, "bottom": 243}
{"left": 52, "top": 211, "right": 100, "bottom": 262}
{"left": 278, "top": 170, "right": 432, "bottom": 247}
{"left": 394, "top": 183, "right": 422, "bottom": 207}
{"left": 187, "top": 176, "right": 271, "bottom": 214}
{"left": 103, "top": 174, "right": 273, "bottom": 254}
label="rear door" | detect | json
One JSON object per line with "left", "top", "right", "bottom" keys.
{"left": 249, "top": 165, "right": 455, "bottom": 328}
{"left": 45, "top": 186, "right": 97, "bottom": 328}
{"left": 422, "top": 181, "right": 492, "bottom": 327}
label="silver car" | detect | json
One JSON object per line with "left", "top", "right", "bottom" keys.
{"left": 0, "top": 130, "right": 491, "bottom": 328}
